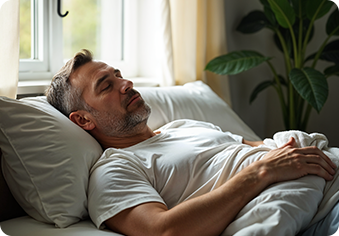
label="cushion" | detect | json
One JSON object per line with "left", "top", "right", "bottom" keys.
{"left": 0, "top": 150, "right": 26, "bottom": 222}
{"left": 0, "top": 81, "right": 259, "bottom": 228}
{"left": 0, "top": 96, "right": 103, "bottom": 228}
{"left": 138, "top": 81, "right": 260, "bottom": 141}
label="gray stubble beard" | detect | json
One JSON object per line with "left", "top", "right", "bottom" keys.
{"left": 92, "top": 101, "right": 151, "bottom": 138}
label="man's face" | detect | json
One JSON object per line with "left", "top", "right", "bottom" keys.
{"left": 70, "top": 61, "right": 151, "bottom": 137}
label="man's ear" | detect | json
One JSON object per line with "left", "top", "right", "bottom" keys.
{"left": 69, "top": 111, "right": 96, "bottom": 131}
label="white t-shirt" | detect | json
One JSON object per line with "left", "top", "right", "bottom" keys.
{"left": 88, "top": 119, "right": 245, "bottom": 228}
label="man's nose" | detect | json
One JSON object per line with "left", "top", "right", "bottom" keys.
{"left": 120, "top": 79, "right": 133, "bottom": 94}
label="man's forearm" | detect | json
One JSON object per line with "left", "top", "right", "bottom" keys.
{"left": 106, "top": 161, "right": 270, "bottom": 236}
{"left": 243, "top": 139, "right": 264, "bottom": 147}
{"left": 156, "top": 161, "right": 270, "bottom": 236}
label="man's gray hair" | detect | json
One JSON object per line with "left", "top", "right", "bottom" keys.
{"left": 46, "top": 49, "right": 93, "bottom": 117}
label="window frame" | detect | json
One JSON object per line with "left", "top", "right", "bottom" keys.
{"left": 18, "top": 0, "right": 160, "bottom": 95}
{"left": 19, "top": 0, "right": 49, "bottom": 74}
{"left": 19, "top": 0, "right": 138, "bottom": 80}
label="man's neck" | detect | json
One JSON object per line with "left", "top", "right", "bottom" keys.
{"left": 94, "top": 125, "right": 157, "bottom": 149}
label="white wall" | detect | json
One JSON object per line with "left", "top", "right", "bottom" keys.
{"left": 223, "top": 0, "right": 339, "bottom": 146}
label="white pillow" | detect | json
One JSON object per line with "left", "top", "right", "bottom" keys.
{"left": 0, "top": 81, "right": 259, "bottom": 228}
{"left": 0, "top": 96, "right": 103, "bottom": 228}
{"left": 138, "top": 81, "right": 260, "bottom": 141}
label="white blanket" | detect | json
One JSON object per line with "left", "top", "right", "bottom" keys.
{"left": 222, "top": 131, "right": 339, "bottom": 236}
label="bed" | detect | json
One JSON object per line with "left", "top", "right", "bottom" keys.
{"left": 0, "top": 81, "right": 338, "bottom": 236}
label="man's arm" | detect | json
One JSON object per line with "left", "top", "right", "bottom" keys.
{"left": 105, "top": 138, "right": 337, "bottom": 236}
{"left": 243, "top": 139, "right": 264, "bottom": 147}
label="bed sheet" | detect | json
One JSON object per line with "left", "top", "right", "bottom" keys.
{"left": 2, "top": 202, "right": 338, "bottom": 236}
{"left": 1, "top": 216, "right": 122, "bottom": 236}
{"left": 297, "top": 200, "right": 339, "bottom": 236}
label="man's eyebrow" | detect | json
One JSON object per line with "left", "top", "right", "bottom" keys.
{"left": 94, "top": 74, "right": 109, "bottom": 92}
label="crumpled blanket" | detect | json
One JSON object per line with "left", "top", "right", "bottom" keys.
{"left": 222, "top": 130, "right": 339, "bottom": 236}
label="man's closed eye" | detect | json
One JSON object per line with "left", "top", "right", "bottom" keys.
{"left": 102, "top": 84, "right": 112, "bottom": 92}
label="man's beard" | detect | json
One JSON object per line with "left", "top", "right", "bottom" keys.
{"left": 89, "top": 89, "right": 151, "bottom": 137}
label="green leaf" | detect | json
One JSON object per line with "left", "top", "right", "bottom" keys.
{"left": 250, "top": 80, "right": 274, "bottom": 103}
{"left": 306, "top": 0, "right": 334, "bottom": 20}
{"left": 260, "top": 0, "right": 278, "bottom": 26}
{"left": 268, "top": 0, "right": 296, "bottom": 28}
{"left": 324, "top": 64, "right": 339, "bottom": 77}
{"left": 290, "top": 0, "right": 308, "bottom": 18}
{"left": 305, "top": 52, "right": 316, "bottom": 62}
{"left": 264, "top": 5, "right": 278, "bottom": 26}
{"left": 260, "top": 0, "right": 271, "bottom": 7}
{"left": 326, "top": 9, "right": 339, "bottom": 36}
{"left": 290, "top": 67, "right": 328, "bottom": 112}
{"left": 274, "top": 27, "right": 293, "bottom": 57}
{"left": 277, "top": 74, "right": 288, "bottom": 86}
{"left": 320, "top": 39, "right": 339, "bottom": 63}
{"left": 274, "top": 19, "right": 313, "bottom": 59}
{"left": 236, "top": 11, "right": 268, "bottom": 34}
{"left": 205, "top": 51, "right": 271, "bottom": 75}
{"left": 249, "top": 75, "right": 287, "bottom": 103}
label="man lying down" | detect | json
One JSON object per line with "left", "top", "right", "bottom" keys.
{"left": 46, "top": 49, "right": 339, "bottom": 236}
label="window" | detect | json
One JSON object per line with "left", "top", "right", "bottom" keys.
{"left": 19, "top": 0, "right": 49, "bottom": 73}
{"left": 61, "top": 0, "right": 137, "bottom": 76}
{"left": 18, "top": 0, "right": 160, "bottom": 94}
{"left": 19, "top": 0, "right": 31, "bottom": 59}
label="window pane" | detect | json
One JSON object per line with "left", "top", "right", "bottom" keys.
{"left": 63, "top": 0, "right": 123, "bottom": 62}
{"left": 19, "top": 0, "right": 31, "bottom": 59}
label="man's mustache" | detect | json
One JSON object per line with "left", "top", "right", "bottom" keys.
{"left": 123, "top": 89, "right": 141, "bottom": 108}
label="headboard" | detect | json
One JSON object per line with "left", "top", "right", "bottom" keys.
{"left": 0, "top": 150, "right": 26, "bottom": 222}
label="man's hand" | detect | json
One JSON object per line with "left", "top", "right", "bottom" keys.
{"left": 258, "top": 137, "right": 337, "bottom": 185}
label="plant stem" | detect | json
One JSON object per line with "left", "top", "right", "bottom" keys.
{"left": 296, "top": 0, "right": 304, "bottom": 126}
{"left": 275, "top": 30, "right": 292, "bottom": 72}
{"left": 311, "top": 36, "right": 330, "bottom": 68}
{"left": 302, "top": 0, "right": 326, "bottom": 59}
{"left": 289, "top": 81, "right": 296, "bottom": 129}
{"left": 286, "top": 19, "right": 299, "bottom": 69}
{"left": 274, "top": 28, "right": 297, "bottom": 129}
{"left": 311, "top": 24, "right": 339, "bottom": 68}
{"left": 267, "top": 60, "right": 288, "bottom": 126}
{"left": 301, "top": 103, "right": 313, "bottom": 130}
{"left": 296, "top": 93, "right": 304, "bottom": 129}
{"left": 298, "top": 0, "right": 303, "bottom": 66}
{"left": 287, "top": 33, "right": 298, "bottom": 129}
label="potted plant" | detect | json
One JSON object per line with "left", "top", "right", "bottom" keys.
{"left": 205, "top": 0, "right": 339, "bottom": 131}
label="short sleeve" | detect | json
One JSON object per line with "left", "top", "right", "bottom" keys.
{"left": 88, "top": 152, "right": 165, "bottom": 229}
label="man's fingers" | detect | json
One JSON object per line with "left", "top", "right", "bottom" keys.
{"left": 306, "top": 163, "right": 334, "bottom": 181}
{"left": 262, "top": 141, "right": 337, "bottom": 183}
{"left": 298, "top": 146, "right": 337, "bottom": 170}
{"left": 304, "top": 154, "right": 336, "bottom": 175}
{"left": 283, "top": 146, "right": 337, "bottom": 181}
{"left": 291, "top": 147, "right": 337, "bottom": 180}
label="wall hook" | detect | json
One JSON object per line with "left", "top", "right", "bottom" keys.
{"left": 57, "top": 0, "right": 69, "bottom": 18}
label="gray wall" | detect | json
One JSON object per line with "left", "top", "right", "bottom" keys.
{"left": 223, "top": 0, "right": 339, "bottom": 146}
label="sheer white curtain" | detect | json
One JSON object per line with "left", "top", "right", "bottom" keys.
{"left": 0, "top": 0, "right": 20, "bottom": 99}
{"left": 160, "top": 0, "right": 231, "bottom": 105}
